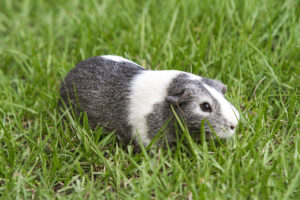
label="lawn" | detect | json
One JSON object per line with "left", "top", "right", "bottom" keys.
{"left": 0, "top": 0, "right": 299, "bottom": 199}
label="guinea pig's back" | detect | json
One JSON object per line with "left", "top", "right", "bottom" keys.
{"left": 59, "top": 56, "right": 145, "bottom": 141}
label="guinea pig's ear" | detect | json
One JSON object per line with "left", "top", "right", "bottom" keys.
{"left": 219, "top": 83, "right": 227, "bottom": 95}
{"left": 165, "top": 89, "right": 192, "bottom": 105}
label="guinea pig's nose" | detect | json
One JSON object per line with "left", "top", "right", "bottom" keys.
{"left": 230, "top": 125, "right": 235, "bottom": 130}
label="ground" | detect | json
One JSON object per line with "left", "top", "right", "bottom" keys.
{"left": 0, "top": 0, "right": 299, "bottom": 199}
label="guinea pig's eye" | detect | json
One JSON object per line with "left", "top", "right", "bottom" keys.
{"left": 200, "top": 102, "right": 212, "bottom": 112}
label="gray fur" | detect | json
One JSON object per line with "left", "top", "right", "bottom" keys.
{"left": 202, "top": 78, "right": 227, "bottom": 94}
{"left": 168, "top": 75, "right": 228, "bottom": 135}
{"left": 59, "top": 56, "right": 145, "bottom": 145}
{"left": 146, "top": 74, "right": 229, "bottom": 145}
{"left": 59, "top": 56, "right": 238, "bottom": 148}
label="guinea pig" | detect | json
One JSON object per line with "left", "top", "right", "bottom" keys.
{"left": 59, "top": 55, "right": 240, "bottom": 148}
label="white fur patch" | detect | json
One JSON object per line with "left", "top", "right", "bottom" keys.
{"left": 203, "top": 84, "right": 239, "bottom": 137}
{"left": 101, "top": 55, "right": 142, "bottom": 67}
{"left": 128, "top": 70, "right": 182, "bottom": 146}
{"left": 186, "top": 73, "right": 202, "bottom": 81}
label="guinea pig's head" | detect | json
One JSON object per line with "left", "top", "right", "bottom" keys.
{"left": 166, "top": 76, "right": 240, "bottom": 139}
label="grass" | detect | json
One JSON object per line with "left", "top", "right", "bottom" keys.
{"left": 0, "top": 0, "right": 299, "bottom": 199}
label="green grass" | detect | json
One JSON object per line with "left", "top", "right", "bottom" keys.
{"left": 0, "top": 0, "right": 299, "bottom": 199}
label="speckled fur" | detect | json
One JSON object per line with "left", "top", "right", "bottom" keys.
{"left": 59, "top": 56, "right": 145, "bottom": 145}
{"left": 59, "top": 56, "right": 239, "bottom": 148}
{"left": 146, "top": 74, "right": 230, "bottom": 146}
